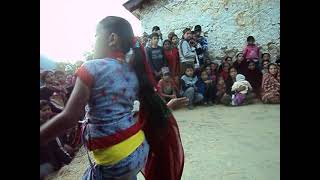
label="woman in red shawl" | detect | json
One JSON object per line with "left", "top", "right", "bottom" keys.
{"left": 261, "top": 63, "right": 280, "bottom": 104}
{"left": 163, "top": 39, "right": 180, "bottom": 88}
{"left": 219, "top": 62, "right": 230, "bottom": 81}
{"left": 224, "top": 56, "right": 233, "bottom": 66}
{"left": 245, "top": 60, "right": 263, "bottom": 98}
{"left": 232, "top": 52, "right": 248, "bottom": 75}
{"left": 40, "top": 16, "right": 184, "bottom": 180}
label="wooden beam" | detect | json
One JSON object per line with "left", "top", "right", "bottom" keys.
{"left": 123, "top": 0, "right": 144, "bottom": 12}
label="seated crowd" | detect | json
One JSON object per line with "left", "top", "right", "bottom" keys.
{"left": 140, "top": 25, "right": 280, "bottom": 109}
{"left": 40, "top": 66, "right": 81, "bottom": 180}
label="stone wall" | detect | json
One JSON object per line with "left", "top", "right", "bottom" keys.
{"left": 133, "top": 0, "right": 280, "bottom": 62}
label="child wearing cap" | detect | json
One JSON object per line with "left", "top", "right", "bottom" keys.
{"left": 231, "top": 74, "right": 252, "bottom": 106}
{"left": 194, "top": 25, "right": 208, "bottom": 55}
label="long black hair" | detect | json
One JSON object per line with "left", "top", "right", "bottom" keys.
{"left": 163, "top": 39, "right": 172, "bottom": 50}
{"left": 98, "top": 16, "right": 167, "bottom": 128}
{"left": 170, "top": 34, "right": 178, "bottom": 41}
{"left": 218, "top": 61, "right": 231, "bottom": 73}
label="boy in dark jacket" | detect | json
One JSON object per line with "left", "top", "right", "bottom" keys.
{"left": 146, "top": 33, "right": 168, "bottom": 81}
{"left": 180, "top": 65, "right": 203, "bottom": 110}
{"left": 196, "top": 70, "right": 215, "bottom": 106}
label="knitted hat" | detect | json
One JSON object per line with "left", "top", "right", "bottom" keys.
{"left": 236, "top": 74, "right": 246, "bottom": 82}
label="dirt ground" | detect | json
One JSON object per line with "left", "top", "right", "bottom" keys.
{"left": 47, "top": 103, "right": 280, "bottom": 180}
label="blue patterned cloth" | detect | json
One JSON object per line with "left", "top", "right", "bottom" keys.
{"left": 79, "top": 58, "right": 139, "bottom": 140}
{"left": 78, "top": 58, "right": 150, "bottom": 180}
{"left": 198, "top": 36, "right": 208, "bottom": 52}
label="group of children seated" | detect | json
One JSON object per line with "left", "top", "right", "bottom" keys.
{"left": 40, "top": 67, "right": 80, "bottom": 179}
{"left": 141, "top": 25, "right": 280, "bottom": 110}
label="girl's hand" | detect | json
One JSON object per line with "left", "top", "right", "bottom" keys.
{"left": 167, "top": 97, "right": 189, "bottom": 109}
{"left": 170, "top": 94, "right": 177, "bottom": 99}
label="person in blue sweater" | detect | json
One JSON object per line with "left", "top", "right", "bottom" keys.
{"left": 194, "top": 25, "right": 208, "bottom": 54}
{"left": 180, "top": 65, "right": 203, "bottom": 110}
{"left": 196, "top": 70, "right": 215, "bottom": 106}
{"left": 191, "top": 31, "right": 205, "bottom": 68}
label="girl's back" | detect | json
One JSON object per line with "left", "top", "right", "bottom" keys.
{"left": 77, "top": 58, "right": 139, "bottom": 136}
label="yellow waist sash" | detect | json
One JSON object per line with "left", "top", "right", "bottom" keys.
{"left": 92, "top": 130, "right": 145, "bottom": 165}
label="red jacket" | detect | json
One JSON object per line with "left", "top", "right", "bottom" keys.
{"left": 164, "top": 48, "right": 180, "bottom": 77}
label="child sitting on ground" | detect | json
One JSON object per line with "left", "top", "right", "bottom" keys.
{"left": 40, "top": 70, "right": 67, "bottom": 113}
{"left": 157, "top": 67, "right": 178, "bottom": 103}
{"left": 204, "top": 57, "right": 212, "bottom": 67}
{"left": 196, "top": 70, "right": 215, "bottom": 106}
{"left": 231, "top": 74, "right": 252, "bottom": 106}
{"left": 216, "top": 77, "right": 228, "bottom": 104}
{"left": 180, "top": 65, "right": 204, "bottom": 110}
{"left": 40, "top": 100, "right": 73, "bottom": 180}
{"left": 40, "top": 100, "right": 54, "bottom": 125}
{"left": 210, "top": 62, "right": 219, "bottom": 76}
{"left": 219, "top": 62, "right": 230, "bottom": 81}
{"left": 40, "top": 100, "right": 74, "bottom": 158}
{"left": 205, "top": 65, "right": 217, "bottom": 84}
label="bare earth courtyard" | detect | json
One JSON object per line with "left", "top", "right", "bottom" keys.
{"left": 48, "top": 103, "right": 280, "bottom": 180}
